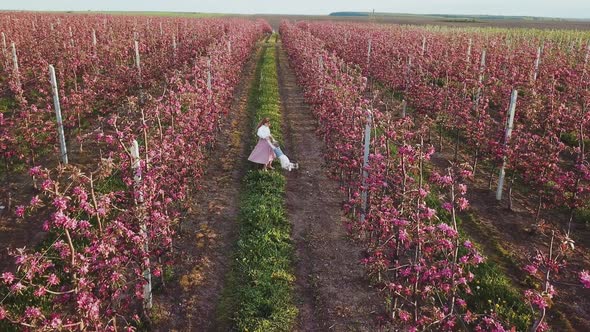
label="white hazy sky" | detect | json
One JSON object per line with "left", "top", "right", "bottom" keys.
{"left": 0, "top": 0, "right": 589, "bottom": 19}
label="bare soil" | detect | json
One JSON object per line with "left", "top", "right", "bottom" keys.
{"left": 0, "top": 173, "right": 44, "bottom": 272}
{"left": 429, "top": 134, "right": 590, "bottom": 331}
{"left": 277, "top": 40, "right": 385, "bottom": 332}
{"left": 151, "top": 45, "right": 261, "bottom": 331}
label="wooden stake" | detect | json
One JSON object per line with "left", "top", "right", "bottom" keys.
{"left": 584, "top": 42, "right": 590, "bottom": 66}
{"left": 49, "top": 65, "right": 68, "bottom": 164}
{"left": 466, "top": 38, "right": 472, "bottom": 64}
{"left": 134, "top": 40, "right": 141, "bottom": 76}
{"left": 172, "top": 34, "right": 177, "bottom": 55}
{"left": 11, "top": 42, "right": 19, "bottom": 87}
{"left": 207, "top": 58, "right": 212, "bottom": 100}
{"left": 367, "top": 39, "right": 372, "bottom": 66}
{"left": 1, "top": 32, "right": 6, "bottom": 56}
{"left": 401, "top": 99, "right": 407, "bottom": 118}
{"left": 360, "top": 110, "right": 372, "bottom": 223}
{"left": 474, "top": 49, "right": 487, "bottom": 110}
{"left": 69, "top": 26, "right": 74, "bottom": 47}
{"left": 533, "top": 45, "right": 543, "bottom": 81}
{"left": 130, "top": 140, "right": 152, "bottom": 311}
{"left": 496, "top": 89, "right": 518, "bottom": 201}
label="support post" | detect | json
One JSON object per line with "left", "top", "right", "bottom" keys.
{"left": 207, "top": 58, "right": 212, "bottom": 100}
{"left": 92, "top": 29, "right": 97, "bottom": 50}
{"left": 49, "top": 65, "right": 68, "bottom": 164}
{"left": 466, "top": 38, "right": 472, "bottom": 64}
{"left": 69, "top": 26, "right": 74, "bottom": 47}
{"left": 130, "top": 140, "right": 152, "bottom": 311}
{"left": 401, "top": 99, "right": 407, "bottom": 118}
{"left": 360, "top": 110, "right": 372, "bottom": 223}
{"left": 496, "top": 90, "right": 518, "bottom": 201}
{"left": 1, "top": 32, "right": 6, "bottom": 56}
{"left": 474, "top": 49, "right": 487, "bottom": 109}
{"left": 421, "top": 36, "right": 426, "bottom": 56}
{"left": 172, "top": 34, "right": 177, "bottom": 56}
{"left": 584, "top": 42, "right": 589, "bottom": 67}
{"left": 134, "top": 40, "right": 141, "bottom": 76}
{"left": 367, "top": 39, "right": 372, "bottom": 66}
{"left": 405, "top": 56, "right": 412, "bottom": 91}
{"left": 11, "top": 42, "right": 19, "bottom": 77}
{"left": 318, "top": 54, "right": 324, "bottom": 96}
{"left": 533, "top": 45, "right": 543, "bottom": 81}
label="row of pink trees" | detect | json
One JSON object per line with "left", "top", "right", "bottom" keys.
{"left": 303, "top": 21, "right": 590, "bottom": 330}
{"left": 306, "top": 22, "right": 590, "bottom": 229}
{"left": 0, "top": 15, "right": 270, "bottom": 330}
{"left": 280, "top": 21, "right": 498, "bottom": 330}
{"left": 0, "top": 13, "right": 239, "bottom": 170}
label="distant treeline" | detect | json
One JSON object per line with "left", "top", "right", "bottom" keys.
{"left": 328, "top": 12, "right": 579, "bottom": 21}
{"left": 329, "top": 12, "right": 370, "bottom": 17}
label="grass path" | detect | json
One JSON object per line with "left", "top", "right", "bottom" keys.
{"left": 217, "top": 35, "right": 298, "bottom": 332}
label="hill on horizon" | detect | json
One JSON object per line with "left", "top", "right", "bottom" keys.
{"left": 329, "top": 11, "right": 590, "bottom": 21}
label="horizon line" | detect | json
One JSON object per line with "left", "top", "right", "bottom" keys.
{"left": 0, "top": 9, "right": 589, "bottom": 21}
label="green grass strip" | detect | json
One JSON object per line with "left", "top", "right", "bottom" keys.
{"left": 218, "top": 35, "right": 297, "bottom": 332}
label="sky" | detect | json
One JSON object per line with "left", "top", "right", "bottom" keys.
{"left": 0, "top": 0, "right": 589, "bottom": 19}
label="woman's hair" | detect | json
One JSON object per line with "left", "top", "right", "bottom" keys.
{"left": 256, "top": 117, "right": 270, "bottom": 129}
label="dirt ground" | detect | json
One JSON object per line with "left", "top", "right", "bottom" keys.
{"left": 0, "top": 173, "right": 45, "bottom": 272}
{"left": 151, "top": 45, "right": 260, "bottom": 331}
{"left": 277, "top": 40, "right": 385, "bottom": 332}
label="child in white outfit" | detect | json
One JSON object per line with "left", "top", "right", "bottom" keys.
{"left": 268, "top": 139, "right": 299, "bottom": 171}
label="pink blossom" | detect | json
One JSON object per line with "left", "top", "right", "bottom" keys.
{"left": 0, "top": 306, "right": 6, "bottom": 320}
{"left": 460, "top": 169, "right": 474, "bottom": 178}
{"left": 458, "top": 184, "right": 467, "bottom": 195}
{"left": 47, "top": 273, "right": 60, "bottom": 286}
{"left": 579, "top": 270, "right": 590, "bottom": 288}
{"left": 423, "top": 207, "right": 436, "bottom": 219}
{"left": 10, "top": 282, "right": 26, "bottom": 294}
{"left": 456, "top": 299, "right": 467, "bottom": 308}
{"left": 24, "top": 306, "right": 42, "bottom": 319}
{"left": 463, "top": 240, "right": 473, "bottom": 249}
{"left": 525, "top": 289, "right": 548, "bottom": 309}
{"left": 524, "top": 265, "right": 538, "bottom": 275}
{"left": 442, "top": 202, "right": 453, "bottom": 212}
{"left": 456, "top": 197, "right": 469, "bottom": 211}
{"left": 29, "top": 166, "right": 43, "bottom": 177}
{"left": 53, "top": 197, "right": 69, "bottom": 211}
{"left": 440, "top": 175, "right": 453, "bottom": 185}
{"left": 50, "top": 316, "right": 63, "bottom": 328}
{"left": 398, "top": 310, "right": 410, "bottom": 322}
{"left": 41, "top": 179, "right": 54, "bottom": 191}
{"left": 418, "top": 188, "right": 428, "bottom": 198}
{"left": 30, "top": 195, "right": 42, "bottom": 206}
{"left": 34, "top": 286, "right": 47, "bottom": 297}
{"left": 15, "top": 205, "right": 26, "bottom": 217}
{"left": 1, "top": 272, "right": 15, "bottom": 285}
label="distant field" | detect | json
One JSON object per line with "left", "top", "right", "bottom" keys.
{"left": 14, "top": 10, "right": 590, "bottom": 31}
{"left": 251, "top": 13, "right": 590, "bottom": 31}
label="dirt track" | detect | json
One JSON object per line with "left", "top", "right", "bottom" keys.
{"left": 152, "top": 43, "right": 260, "bottom": 332}
{"left": 277, "top": 40, "right": 384, "bottom": 332}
